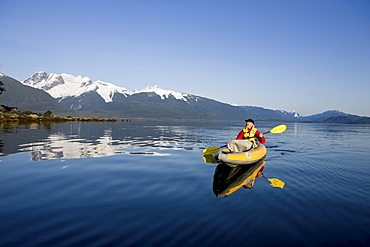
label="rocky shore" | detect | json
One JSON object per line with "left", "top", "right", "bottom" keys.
{"left": 0, "top": 105, "right": 132, "bottom": 123}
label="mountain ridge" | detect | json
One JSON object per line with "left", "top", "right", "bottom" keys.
{"left": 1, "top": 72, "right": 368, "bottom": 123}
{"left": 22, "top": 71, "right": 245, "bottom": 119}
{"left": 22, "top": 71, "right": 305, "bottom": 120}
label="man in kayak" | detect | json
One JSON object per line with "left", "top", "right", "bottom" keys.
{"left": 227, "top": 119, "right": 266, "bottom": 152}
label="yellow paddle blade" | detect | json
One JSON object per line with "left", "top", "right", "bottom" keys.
{"left": 268, "top": 178, "right": 285, "bottom": 188}
{"left": 202, "top": 146, "right": 221, "bottom": 155}
{"left": 269, "top": 124, "right": 287, "bottom": 134}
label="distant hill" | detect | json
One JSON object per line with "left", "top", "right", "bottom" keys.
{"left": 0, "top": 74, "right": 81, "bottom": 116}
{"left": 322, "top": 115, "right": 370, "bottom": 124}
{"left": 301, "top": 110, "right": 348, "bottom": 122}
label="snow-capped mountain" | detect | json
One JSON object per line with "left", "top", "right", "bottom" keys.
{"left": 3, "top": 72, "right": 361, "bottom": 121}
{"left": 22, "top": 71, "right": 190, "bottom": 103}
{"left": 21, "top": 71, "right": 305, "bottom": 120}
{"left": 0, "top": 73, "right": 77, "bottom": 115}
{"left": 22, "top": 71, "right": 241, "bottom": 119}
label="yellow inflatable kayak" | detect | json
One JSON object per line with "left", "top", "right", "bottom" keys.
{"left": 214, "top": 145, "right": 267, "bottom": 167}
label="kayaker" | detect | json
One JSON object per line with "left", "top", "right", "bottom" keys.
{"left": 227, "top": 119, "right": 266, "bottom": 152}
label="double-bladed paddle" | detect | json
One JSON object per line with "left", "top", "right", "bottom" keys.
{"left": 202, "top": 124, "right": 287, "bottom": 155}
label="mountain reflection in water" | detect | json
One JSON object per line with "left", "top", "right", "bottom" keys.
{"left": 0, "top": 121, "right": 207, "bottom": 161}
{"left": 20, "top": 132, "right": 172, "bottom": 161}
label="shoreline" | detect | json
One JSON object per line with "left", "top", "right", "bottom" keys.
{"left": 0, "top": 105, "right": 129, "bottom": 123}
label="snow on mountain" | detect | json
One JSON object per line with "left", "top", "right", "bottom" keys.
{"left": 23, "top": 71, "right": 132, "bottom": 103}
{"left": 280, "top": 110, "right": 302, "bottom": 118}
{"left": 92, "top": 80, "right": 133, "bottom": 102}
{"left": 22, "top": 72, "right": 189, "bottom": 102}
{"left": 133, "top": 85, "right": 189, "bottom": 101}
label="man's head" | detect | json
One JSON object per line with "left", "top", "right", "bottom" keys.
{"left": 245, "top": 119, "right": 254, "bottom": 128}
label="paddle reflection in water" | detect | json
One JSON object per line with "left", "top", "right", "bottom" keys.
{"left": 212, "top": 157, "right": 284, "bottom": 198}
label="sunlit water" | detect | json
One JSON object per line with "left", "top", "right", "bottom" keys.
{"left": 1, "top": 120, "right": 369, "bottom": 247}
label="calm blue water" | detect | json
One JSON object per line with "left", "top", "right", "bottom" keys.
{"left": 0, "top": 120, "right": 369, "bottom": 247}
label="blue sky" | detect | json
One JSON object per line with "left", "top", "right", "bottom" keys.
{"left": 1, "top": 0, "right": 369, "bottom": 117}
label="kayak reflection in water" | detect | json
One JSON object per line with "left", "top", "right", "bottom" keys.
{"left": 212, "top": 157, "right": 285, "bottom": 197}
{"left": 228, "top": 119, "right": 266, "bottom": 152}
{"left": 213, "top": 158, "right": 266, "bottom": 198}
